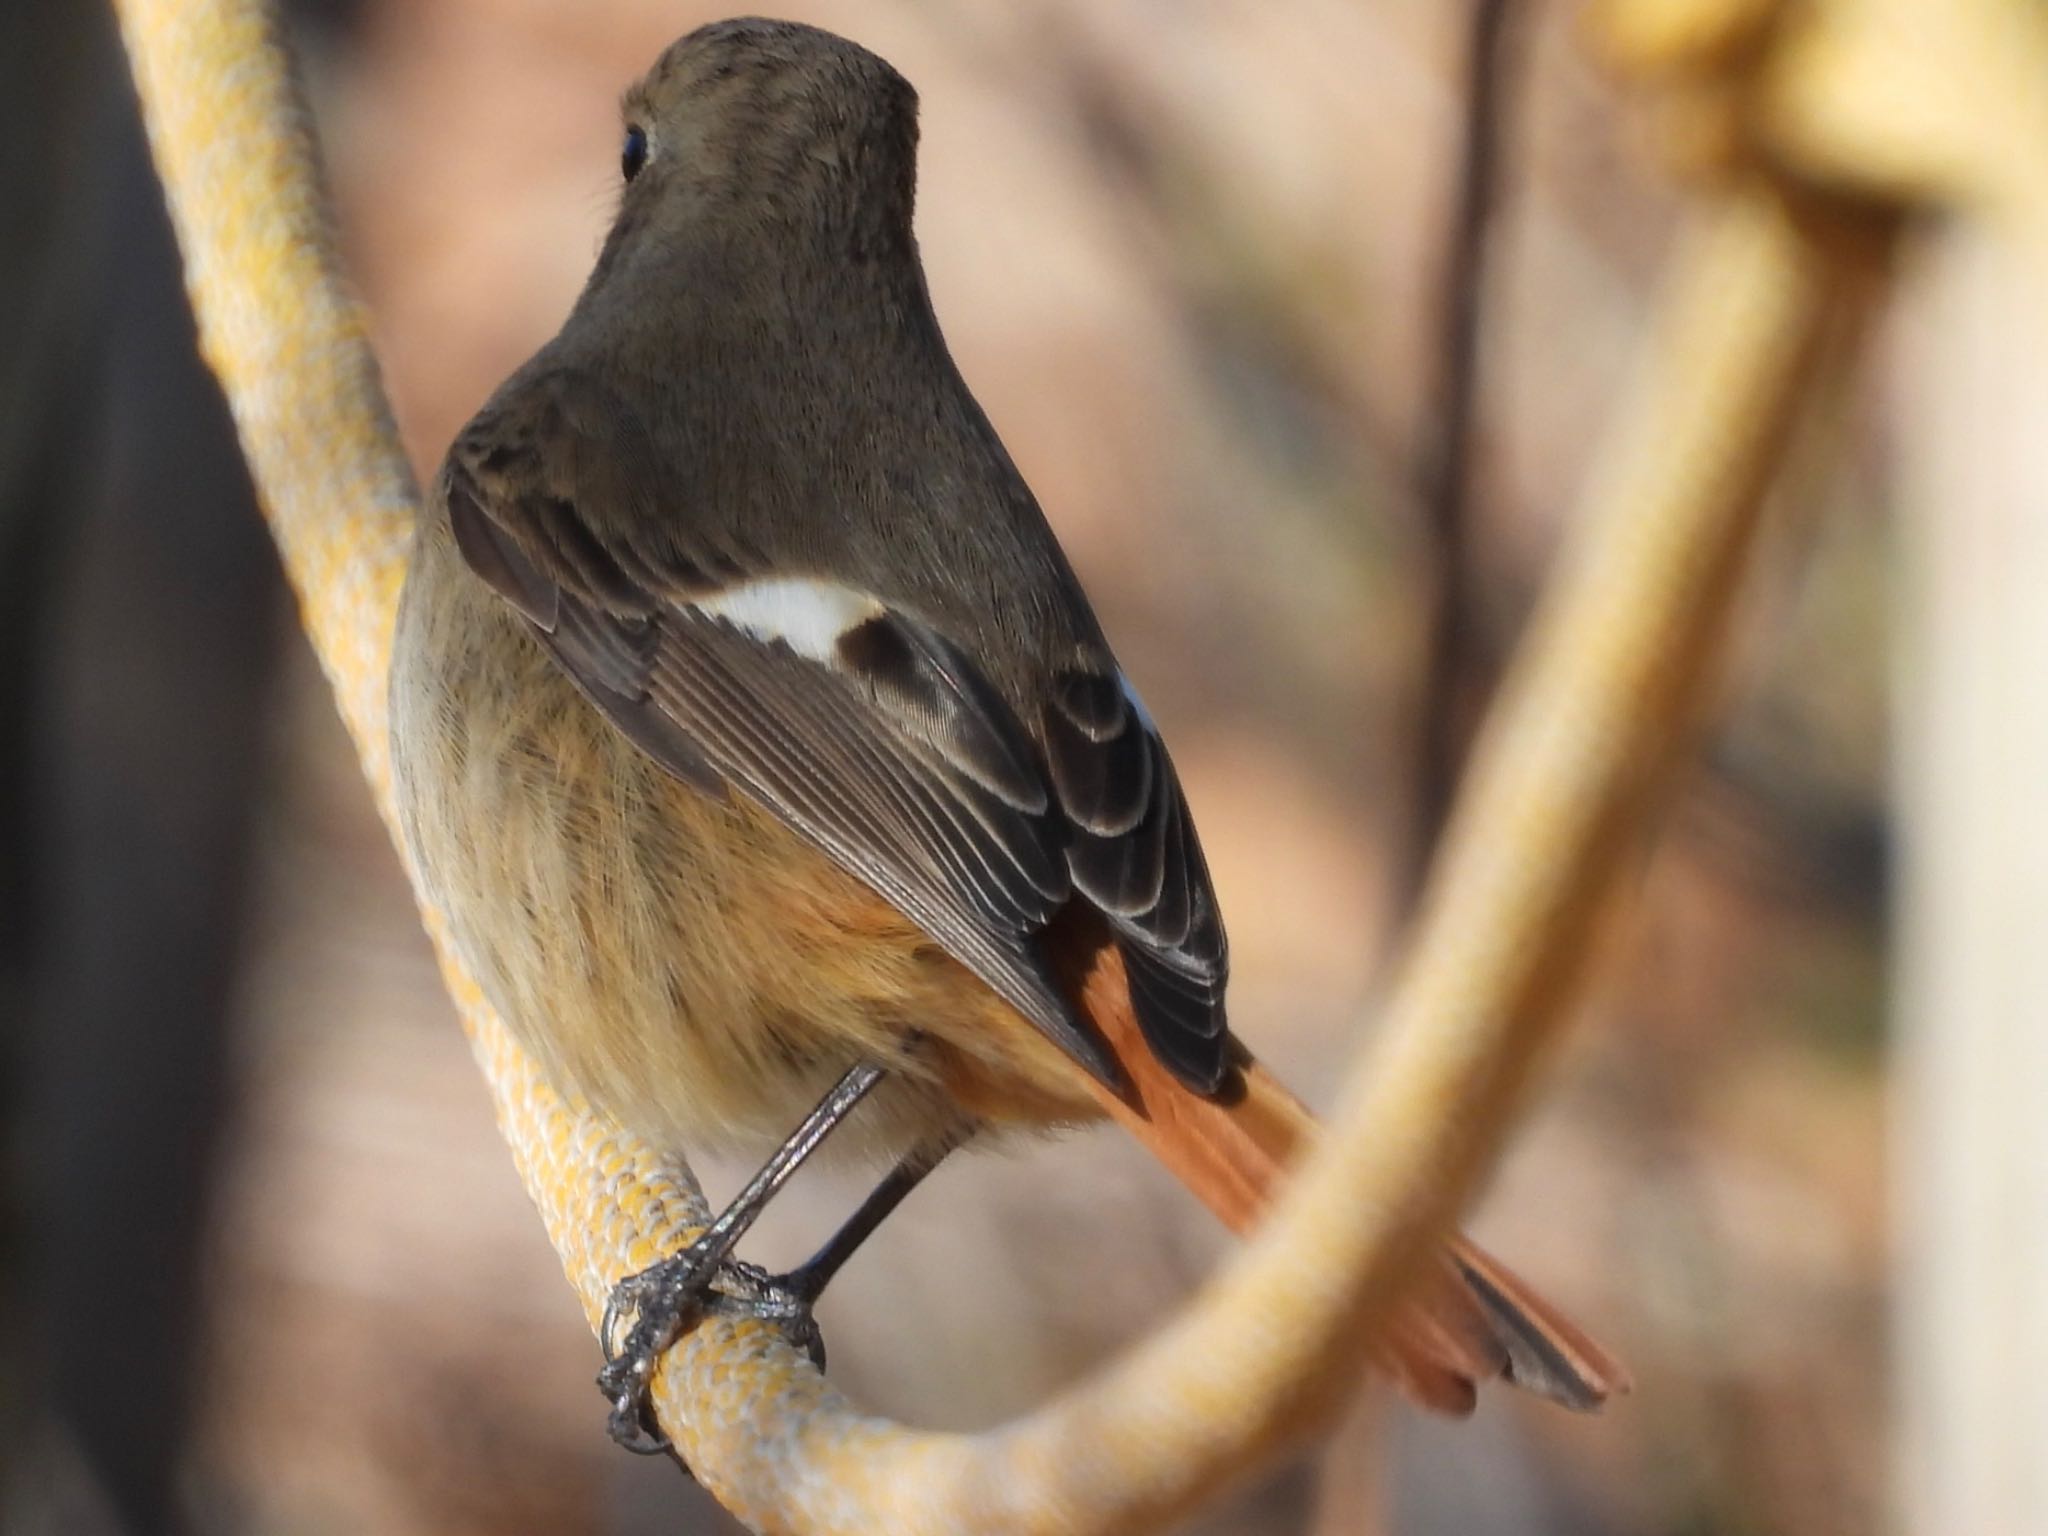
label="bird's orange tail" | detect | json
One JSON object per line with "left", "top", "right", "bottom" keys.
{"left": 1055, "top": 926, "right": 1629, "bottom": 1415}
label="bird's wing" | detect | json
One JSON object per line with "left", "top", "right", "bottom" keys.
{"left": 440, "top": 365, "right": 1228, "bottom": 1091}
{"left": 1039, "top": 669, "right": 1227, "bottom": 1087}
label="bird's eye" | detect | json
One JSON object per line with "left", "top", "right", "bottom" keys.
{"left": 621, "top": 125, "right": 648, "bottom": 183}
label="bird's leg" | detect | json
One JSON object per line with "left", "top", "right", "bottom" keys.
{"left": 779, "top": 1120, "right": 972, "bottom": 1305}
{"left": 597, "top": 1060, "right": 885, "bottom": 1452}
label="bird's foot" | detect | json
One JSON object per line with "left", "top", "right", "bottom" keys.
{"left": 597, "top": 1246, "right": 825, "bottom": 1455}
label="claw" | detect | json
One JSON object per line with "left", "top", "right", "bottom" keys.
{"left": 599, "top": 1279, "right": 632, "bottom": 1361}
{"left": 600, "top": 1263, "right": 664, "bottom": 1362}
{"left": 606, "top": 1388, "right": 673, "bottom": 1456}
{"left": 597, "top": 1246, "right": 826, "bottom": 1452}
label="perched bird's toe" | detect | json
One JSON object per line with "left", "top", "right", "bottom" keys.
{"left": 596, "top": 1246, "right": 828, "bottom": 1454}
{"left": 711, "top": 1260, "right": 827, "bottom": 1370}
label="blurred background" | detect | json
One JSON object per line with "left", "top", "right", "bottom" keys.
{"left": 13, "top": 0, "right": 2033, "bottom": 1532}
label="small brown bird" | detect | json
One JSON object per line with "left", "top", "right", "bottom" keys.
{"left": 389, "top": 16, "right": 1625, "bottom": 1448}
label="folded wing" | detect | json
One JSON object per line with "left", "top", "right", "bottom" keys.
{"left": 440, "top": 365, "right": 1230, "bottom": 1094}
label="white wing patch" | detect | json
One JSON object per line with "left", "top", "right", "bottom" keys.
{"left": 692, "top": 578, "right": 884, "bottom": 663}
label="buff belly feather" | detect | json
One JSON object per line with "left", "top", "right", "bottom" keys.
{"left": 388, "top": 521, "right": 1100, "bottom": 1166}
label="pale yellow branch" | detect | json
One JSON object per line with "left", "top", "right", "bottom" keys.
{"left": 1593, "top": 0, "right": 2048, "bottom": 265}
{"left": 114, "top": 0, "right": 1882, "bottom": 1531}
{"left": 1761, "top": 0, "right": 2048, "bottom": 254}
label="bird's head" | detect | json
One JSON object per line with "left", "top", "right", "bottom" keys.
{"left": 606, "top": 18, "right": 921, "bottom": 264}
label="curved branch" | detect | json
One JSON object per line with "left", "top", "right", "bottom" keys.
{"left": 113, "top": 0, "right": 1875, "bottom": 1530}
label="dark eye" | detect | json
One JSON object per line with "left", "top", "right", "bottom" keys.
{"left": 621, "top": 125, "right": 648, "bottom": 183}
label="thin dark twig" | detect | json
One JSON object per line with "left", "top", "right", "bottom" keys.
{"left": 1408, "top": 0, "right": 1527, "bottom": 902}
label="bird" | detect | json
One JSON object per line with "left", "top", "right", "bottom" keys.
{"left": 387, "top": 15, "right": 1626, "bottom": 1451}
